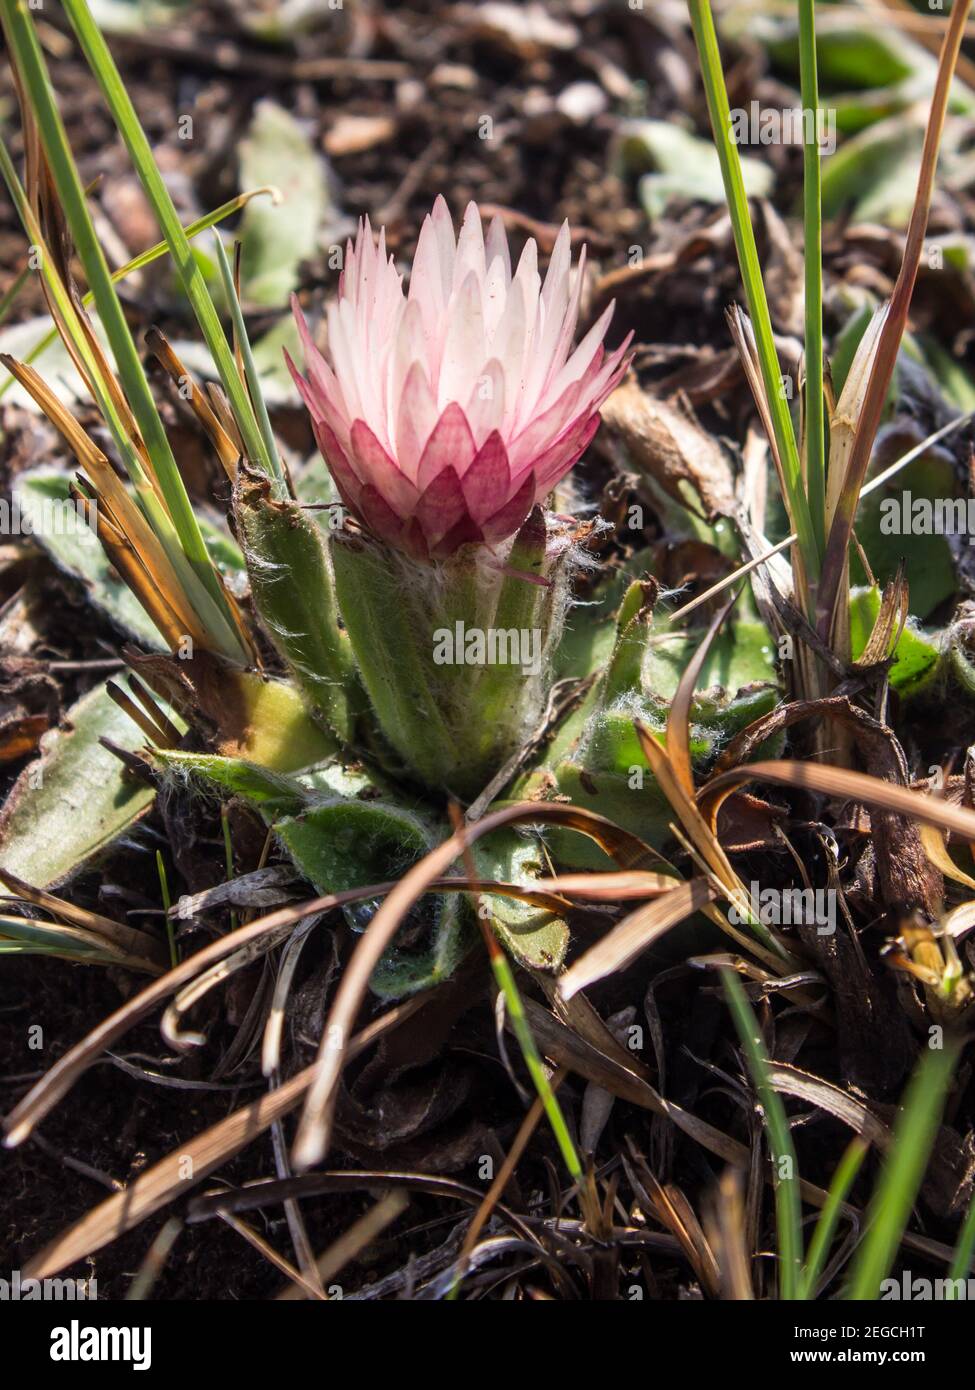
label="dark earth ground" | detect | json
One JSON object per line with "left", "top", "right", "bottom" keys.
{"left": 3, "top": 0, "right": 975, "bottom": 1299}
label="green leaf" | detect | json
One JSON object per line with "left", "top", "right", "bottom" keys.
{"left": 275, "top": 798, "right": 434, "bottom": 896}
{"left": 763, "top": 18, "right": 918, "bottom": 90}
{"left": 821, "top": 111, "right": 926, "bottom": 226}
{"left": 849, "top": 587, "right": 941, "bottom": 697}
{"left": 554, "top": 561, "right": 643, "bottom": 682}
{"left": 234, "top": 471, "right": 359, "bottom": 742}
{"left": 152, "top": 749, "right": 311, "bottom": 817}
{"left": 12, "top": 469, "right": 163, "bottom": 647}
{"left": 276, "top": 799, "right": 473, "bottom": 998}
{"left": 473, "top": 828, "right": 569, "bottom": 972}
{"left": 214, "top": 670, "right": 340, "bottom": 773}
{"left": 526, "top": 760, "right": 674, "bottom": 874}
{"left": 850, "top": 445, "right": 958, "bottom": 620}
{"left": 619, "top": 119, "right": 773, "bottom": 219}
{"left": 642, "top": 618, "right": 779, "bottom": 731}
{"left": 238, "top": 101, "right": 328, "bottom": 308}
{"left": 0, "top": 680, "right": 182, "bottom": 888}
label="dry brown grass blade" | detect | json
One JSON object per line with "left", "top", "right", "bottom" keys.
{"left": 535, "top": 871, "right": 679, "bottom": 900}
{"left": 632, "top": 721, "right": 788, "bottom": 972}
{"left": 825, "top": 304, "right": 889, "bottom": 534}
{"left": 77, "top": 492, "right": 196, "bottom": 652}
{"left": 189, "top": 1169, "right": 538, "bottom": 1244}
{"left": 276, "top": 1190, "right": 409, "bottom": 1300}
{"left": 192, "top": 1168, "right": 569, "bottom": 1295}
{"left": 559, "top": 878, "right": 717, "bottom": 1000}
{"left": 1, "top": 850, "right": 633, "bottom": 1150}
{"left": 452, "top": 1072, "right": 564, "bottom": 1287}
{"left": 919, "top": 822, "right": 975, "bottom": 891}
{"left": 705, "top": 1168, "right": 755, "bottom": 1300}
{"left": 634, "top": 721, "right": 725, "bottom": 879}
{"left": 218, "top": 1211, "right": 327, "bottom": 1301}
{"left": 0, "top": 866, "right": 166, "bottom": 965}
{"left": 106, "top": 680, "right": 173, "bottom": 747}
{"left": 290, "top": 800, "right": 662, "bottom": 1171}
{"left": 666, "top": 593, "right": 737, "bottom": 798}
{"left": 817, "top": 0, "right": 974, "bottom": 639}
{"left": 145, "top": 326, "right": 240, "bottom": 479}
{"left": 16, "top": 102, "right": 167, "bottom": 506}
{"left": 22, "top": 1000, "right": 423, "bottom": 1280}
{"left": 125, "top": 672, "right": 184, "bottom": 746}
{"left": 765, "top": 1062, "right": 888, "bottom": 1148}
{"left": 537, "top": 974, "right": 657, "bottom": 1085}
{"left": 1, "top": 880, "right": 408, "bottom": 1148}
{"left": 513, "top": 995, "right": 876, "bottom": 1248}
{"left": 854, "top": 563, "right": 908, "bottom": 669}
{"left": 204, "top": 382, "right": 245, "bottom": 455}
{"left": 0, "top": 353, "right": 102, "bottom": 465}
{"left": 726, "top": 306, "right": 787, "bottom": 497}
{"left": 624, "top": 1145, "right": 721, "bottom": 1298}
{"left": 0, "top": 357, "right": 224, "bottom": 651}
{"left": 700, "top": 759, "right": 975, "bottom": 842}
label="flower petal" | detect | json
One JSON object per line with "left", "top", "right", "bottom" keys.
{"left": 464, "top": 358, "right": 506, "bottom": 447}
{"left": 437, "top": 271, "right": 486, "bottom": 411}
{"left": 394, "top": 360, "right": 439, "bottom": 483}
{"left": 413, "top": 464, "right": 469, "bottom": 548}
{"left": 357, "top": 483, "right": 409, "bottom": 551}
{"left": 416, "top": 402, "right": 477, "bottom": 490}
{"left": 310, "top": 417, "right": 363, "bottom": 513}
{"left": 349, "top": 419, "right": 418, "bottom": 518}
{"left": 481, "top": 472, "right": 536, "bottom": 545}
{"left": 292, "top": 196, "right": 624, "bottom": 563}
{"left": 461, "top": 430, "right": 511, "bottom": 524}
{"left": 431, "top": 514, "right": 485, "bottom": 557}
{"left": 533, "top": 412, "right": 601, "bottom": 494}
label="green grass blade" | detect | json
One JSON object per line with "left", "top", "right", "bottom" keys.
{"left": 0, "top": 128, "right": 245, "bottom": 660}
{"left": 0, "top": 187, "right": 277, "bottom": 403}
{"left": 687, "top": 0, "right": 820, "bottom": 580}
{"left": 60, "top": 0, "right": 279, "bottom": 481}
{"left": 946, "top": 1182, "right": 975, "bottom": 1293}
{"left": 156, "top": 850, "right": 177, "bottom": 969}
{"left": 798, "top": 0, "right": 826, "bottom": 556}
{"left": 212, "top": 235, "right": 283, "bottom": 487}
{"left": 1, "top": 1, "right": 229, "bottom": 614}
{"left": 797, "top": 1137, "right": 868, "bottom": 1300}
{"left": 721, "top": 968, "right": 802, "bottom": 1299}
{"left": 490, "top": 945, "right": 584, "bottom": 1190}
{"left": 845, "top": 1040, "right": 959, "bottom": 1300}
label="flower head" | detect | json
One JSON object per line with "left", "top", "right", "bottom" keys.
{"left": 288, "top": 197, "right": 631, "bottom": 560}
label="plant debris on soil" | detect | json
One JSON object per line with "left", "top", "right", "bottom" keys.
{"left": 5, "top": 0, "right": 975, "bottom": 1312}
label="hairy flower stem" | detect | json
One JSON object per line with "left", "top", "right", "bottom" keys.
{"left": 330, "top": 508, "right": 572, "bottom": 800}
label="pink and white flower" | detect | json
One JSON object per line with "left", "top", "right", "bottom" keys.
{"left": 288, "top": 197, "right": 631, "bottom": 560}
